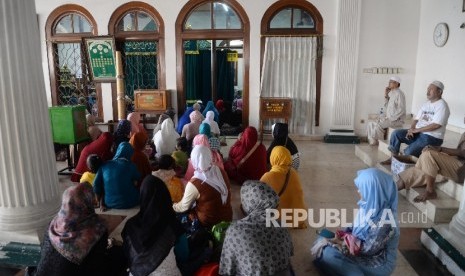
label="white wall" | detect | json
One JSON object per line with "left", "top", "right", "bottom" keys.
{"left": 413, "top": 0, "right": 465, "bottom": 130}
{"left": 354, "top": 0, "right": 421, "bottom": 135}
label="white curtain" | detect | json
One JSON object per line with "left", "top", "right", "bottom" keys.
{"left": 260, "top": 37, "right": 317, "bottom": 135}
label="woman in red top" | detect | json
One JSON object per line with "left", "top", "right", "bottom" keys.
{"left": 224, "top": 126, "right": 267, "bottom": 185}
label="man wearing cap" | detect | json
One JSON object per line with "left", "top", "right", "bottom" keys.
{"left": 382, "top": 80, "right": 450, "bottom": 161}
{"left": 366, "top": 76, "right": 406, "bottom": 145}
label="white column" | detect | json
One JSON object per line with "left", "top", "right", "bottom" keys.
{"left": 331, "top": 0, "right": 362, "bottom": 129}
{"left": 0, "top": 0, "right": 60, "bottom": 237}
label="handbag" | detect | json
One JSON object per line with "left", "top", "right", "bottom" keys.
{"left": 278, "top": 169, "right": 291, "bottom": 196}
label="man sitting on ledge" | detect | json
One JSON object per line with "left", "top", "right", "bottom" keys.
{"left": 381, "top": 80, "right": 450, "bottom": 164}
{"left": 395, "top": 132, "right": 465, "bottom": 202}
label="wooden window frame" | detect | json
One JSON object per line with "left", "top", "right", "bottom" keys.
{"left": 108, "top": 1, "right": 166, "bottom": 121}
{"left": 45, "top": 4, "right": 103, "bottom": 121}
{"left": 260, "top": 0, "right": 323, "bottom": 126}
{"left": 175, "top": 0, "right": 250, "bottom": 127}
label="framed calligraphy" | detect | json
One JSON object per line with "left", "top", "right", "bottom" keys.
{"left": 83, "top": 36, "right": 117, "bottom": 82}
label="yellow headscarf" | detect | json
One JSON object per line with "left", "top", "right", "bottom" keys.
{"left": 269, "top": 146, "right": 292, "bottom": 174}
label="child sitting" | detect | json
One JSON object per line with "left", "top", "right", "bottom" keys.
{"left": 172, "top": 137, "right": 189, "bottom": 177}
{"left": 80, "top": 154, "right": 102, "bottom": 207}
{"left": 153, "top": 155, "right": 185, "bottom": 202}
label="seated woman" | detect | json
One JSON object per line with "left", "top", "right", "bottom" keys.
{"left": 176, "top": 103, "right": 201, "bottom": 134}
{"left": 202, "top": 110, "right": 221, "bottom": 137}
{"left": 71, "top": 132, "right": 113, "bottom": 182}
{"left": 153, "top": 155, "right": 185, "bottom": 203}
{"left": 202, "top": 101, "right": 219, "bottom": 123}
{"left": 184, "top": 134, "right": 224, "bottom": 181}
{"left": 129, "top": 131, "right": 152, "bottom": 188}
{"left": 173, "top": 145, "right": 232, "bottom": 229}
{"left": 153, "top": 118, "right": 179, "bottom": 159}
{"left": 219, "top": 181, "right": 294, "bottom": 276}
{"left": 172, "top": 137, "right": 189, "bottom": 177}
{"left": 267, "top": 123, "right": 300, "bottom": 170}
{"left": 127, "top": 112, "right": 146, "bottom": 137}
{"left": 94, "top": 142, "right": 141, "bottom": 210}
{"left": 199, "top": 123, "right": 222, "bottom": 160}
{"left": 224, "top": 126, "right": 267, "bottom": 185}
{"left": 312, "top": 168, "right": 399, "bottom": 276}
{"left": 30, "top": 183, "right": 125, "bottom": 276}
{"left": 260, "top": 146, "right": 307, "bottom": 229}
{"left": 181, "top": 110, "right": 204, "bottom": 142}
{"left": 86, "top": 114, "right": 102, "bottom": 141}
{"left": 112, "top": 119, "right": 132, "bottom": 154}
{"left": 122, "top": 175, "right": 184, "bottom": 276}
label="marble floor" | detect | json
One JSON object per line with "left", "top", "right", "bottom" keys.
{"left": 2, "top": 139, "right": 454, "bottom": 275}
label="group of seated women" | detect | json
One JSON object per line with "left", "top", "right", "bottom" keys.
{"left": 40, "top": 111, "right": 400, "bottom": 275}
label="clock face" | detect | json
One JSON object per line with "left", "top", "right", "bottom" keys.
{"left": 433, "top": 23, "right": 449, "bottom": 47}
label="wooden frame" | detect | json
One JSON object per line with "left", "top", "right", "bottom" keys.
{"left": 83, "top": 36, "right": 117, "bottom": 82}
{"left": 175, "top": 0, "right": 250, "bottom": 127}
{"left": 260, "top": 0, "right": 323, "bottom": 126}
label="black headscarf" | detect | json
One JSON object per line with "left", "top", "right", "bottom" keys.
{"left": 122, "top": 175, "right": 184, "bottom": 276}
{"left": 267, "top": 123, "right": 298, "bottom": 163}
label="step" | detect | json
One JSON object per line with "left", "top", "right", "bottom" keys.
{"left": 399, "top": 187, "right": 459, "bottom": 223}
{"left": 437, "top": 179, "right": 463, "bottom": 202}
{"left": 354, "top": 144, "right": 389, "bottom": 167}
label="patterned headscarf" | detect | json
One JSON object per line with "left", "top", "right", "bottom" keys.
{"left": 219, "top": 180, "right": 293, "bottom": 276}
{"left": 115, "top": 119, "right": 131, "bottom": 139}
{"left": 48, "top": 183, "right": 107, "bottom": 264}
{"left": 353, "top": 168, "right": 399, "bottom": 241}
{"left": 269, "top": 146, "right": 292, "bottom": 174}
{"left": 191, "top": 145, "right": 228, "bottom": 204}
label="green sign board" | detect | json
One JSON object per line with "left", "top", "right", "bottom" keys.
{"left": 84, "top": 37, "right": 116, "bottom": 82}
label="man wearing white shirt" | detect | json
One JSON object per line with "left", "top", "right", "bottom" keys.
{"left": 367, "top": 76, "right": 406, "bottom": 145}
{"left": 383, "top": 80, "right": 450, "bottom": 161}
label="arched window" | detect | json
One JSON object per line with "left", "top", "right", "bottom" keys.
{"left": 109, "top": 2, "right": 165, "bottom": 116}
{"left": 46, "top": 5, "right": 102, "bottom": 119}
{"left": 261, "top": 1, "right": 323, "bottom": 132}
{"left": 176, "top": 0, "right": 250, "bottom": 129}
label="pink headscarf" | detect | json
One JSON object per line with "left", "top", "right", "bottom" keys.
{"left": 127, "top": 112, "right": 141, "bottom": 135}
{"left": 189, "top": 110, "right": 204, "bottom": 124}
{"left": 193, "top": 134, "right": 210, "bottom": 148}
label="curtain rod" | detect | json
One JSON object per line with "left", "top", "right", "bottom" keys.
{"left": 261, "top": 34, "right": 323, "bottom": 37}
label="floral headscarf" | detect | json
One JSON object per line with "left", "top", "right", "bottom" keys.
{"left": 48, "top": 183, "right": 107, "bottom": 264}
{"left": 115, "top": 119, "right": 131, "bottom": 139}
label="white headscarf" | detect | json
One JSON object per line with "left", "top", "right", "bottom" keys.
{"left": 191, "top": 145, "right": 228, "bottom": 204}
{"left": 153, "top": 118, "right": 179, "bottom": 158}
{"left": 202, "top": 111, "right": 220, "bottom": 135}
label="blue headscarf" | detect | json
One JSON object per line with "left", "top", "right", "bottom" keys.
{"left": 113, "top": 142, "right": 134, "bottom": 161}
{"left": 352, "top": 168, "right": 398, "bottom": 241}
{"left": 202, "top": 101, "right": 219, "bottom": 122}
{"left": 199, "top": 123, "right": 212, "bottom": 138}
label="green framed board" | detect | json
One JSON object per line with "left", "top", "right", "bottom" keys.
{"left": 83, "top": 36, "right": 116, "bottom": 82}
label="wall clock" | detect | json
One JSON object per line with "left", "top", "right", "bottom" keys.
{"left": 433, "top": 22, "right": 449, "bottom": 47}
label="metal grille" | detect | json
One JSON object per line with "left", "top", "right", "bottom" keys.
{"left": 53, "top": 42, "right": 99, "bottom": 118}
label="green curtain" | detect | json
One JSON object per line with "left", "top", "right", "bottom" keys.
{"left": 184, "top": 40, "right": 211, "bottom": 103}
{"left": 216, "top": 50, "right": 235, "bottom": 102}
{"left": 123, "top": 41, "right": 158, "bottom": 100}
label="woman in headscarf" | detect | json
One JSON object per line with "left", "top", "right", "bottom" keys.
{"left": 199, "top": 123, "right": 222, "bottom": 158}
{"left": 173, "top": 145, "right": 232, "bottom": 228}
{"left": 86, "top": 114, "right": 102, "bottom": 141}
{"left": 122, "top": 175, "right": 184, "bottom": 276}
{"left": 181, "top": 110, "right": 204, "bottom": 142}
{"left": 153, "top": 155, "right": 185, "bottom": 203}
{"left": 184, "top": 134, "right": 224, "bottom": 181}
{"left": 312, "top": 168, "right": 399, "bottom": 276}
{"left": 202, "top": 110, "right": 220, "bottom": 137}
{"left": 219, "top": 181, "right": 294, "bottom": 276}
{"left": 31, "top": 183, "right": 125, "bottom": 275}
{"left": 129, "top": 131, "right": 152, "bottom": 188}
{"left": 113, "top": 119, "right": 132, "bottom": 154}
{"left": 201, "top": 100, "right": 219, "bottom": 123}
{"left": 267, "top": 123, "right": 300, "bottom": 170}
{"left": 224, "top": 126, "right": 267, "bottom": 185}
{"left": 94, "top": 142, "right": 141, "bottom": 210}
{"left": 152, "top": 113, "right": 170, "bottom": 135}
{"left": 260, "top": 146, "right": 307, "bottom": 229}
{"left": 153, "top": 118, "right": 180, "bottom": 159}
{"left": 127, "top": 112, "right": 146, "bottom": 137}
{"left": 71, "top": 132, "right": 113, "bottom": 182}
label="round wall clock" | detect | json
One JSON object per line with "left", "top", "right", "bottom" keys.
{"left": 433, "top": 22, "right": 449, "bottom": 47}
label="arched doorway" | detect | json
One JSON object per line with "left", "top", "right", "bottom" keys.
{"left": 176, "top": 0, "right": 250, "bottom": 130}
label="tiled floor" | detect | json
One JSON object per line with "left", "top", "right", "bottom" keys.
{"left": 2, "top": 139, "right": 455, "bottom": 275}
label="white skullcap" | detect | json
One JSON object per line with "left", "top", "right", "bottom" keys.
{"left": 431, "top": 80, "right": 444, "bottom": 91}
{"left": 389, "top": 76, "right": 401, "bottom": 84}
